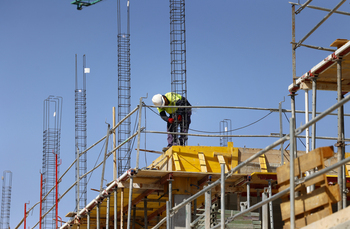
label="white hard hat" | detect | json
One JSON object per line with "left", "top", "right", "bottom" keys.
{"left": 152, "top": 94, "right": 165, "bottom": 106}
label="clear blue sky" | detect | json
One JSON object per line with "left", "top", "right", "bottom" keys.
{"left": 1, "top": 0, "right": 350, "bottom": 227}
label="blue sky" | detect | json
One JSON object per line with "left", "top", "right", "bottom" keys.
{"left": 1, "top": 0, "right": 350, "bottom": 227}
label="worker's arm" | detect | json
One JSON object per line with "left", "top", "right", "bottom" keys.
{"left": 159, "top": 111, "right": 169, "bottom": 122}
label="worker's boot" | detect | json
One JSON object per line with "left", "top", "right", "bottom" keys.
{"left": 162, "top": 144, "right": 172, "bottom": 152}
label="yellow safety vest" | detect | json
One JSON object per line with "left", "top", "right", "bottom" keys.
{"left": 157, "top": 92, "right": 182, "bottom": 114}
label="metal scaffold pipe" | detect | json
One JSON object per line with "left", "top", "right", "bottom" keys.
{"left": 295, "top": 0, "right": 346, "bottom": 48}
{"left": 144, "top": 130, "right": 350, "bottom": 141}
{"left": 289, "top": 2, "right": 350, "bottom": 16}
{"left": 289, "top": 117, "right": 296, "bottom": 228}
{"left": 145, "top": 104, "right": 350, "bottom": 116}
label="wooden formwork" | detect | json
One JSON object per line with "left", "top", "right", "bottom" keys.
{"left": 276, "top": 146, "right": 340, "bottom": 229}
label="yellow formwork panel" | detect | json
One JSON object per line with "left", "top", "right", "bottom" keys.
{"left": 149, "top": 142, "right": 239, "bottom": 173}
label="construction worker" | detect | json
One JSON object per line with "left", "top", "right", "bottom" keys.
{"left": 152, "top": 92, "right": 191, "bottom": 148}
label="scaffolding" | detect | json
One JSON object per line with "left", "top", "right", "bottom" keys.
{"left": 75, "top": 54, "right": 88, "bottom": 211}
{"left": 288, "top": 0, "right": 350, "bottom": 215}
{"left": 42, "top": 96, "right": 62, "bottom": 229}
{"left": 117, "top": 0, "right": 132, "bottom": 177}
{"left": 0, "top": 171, "right": 12, "bottom": 229}
{"left": 57, "top": 94, "right": 350, "bottom": 229}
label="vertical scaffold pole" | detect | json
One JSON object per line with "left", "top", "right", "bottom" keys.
{"left": 127, "top": 176, "right": 134, "bottom": 229}
{"left": 87, "top": 211, "right": 90, "bottom": 229}
{"left": 337, "top": 58, "right": 345, "bottom": 211}
{"left": 106, "top": 194, "right": 110, "bottom": 229}
{"left": 101, "top": 124, "right": 111, "bottom": 191}
{"left": 305, "top": 90, "right": 309, "bottom": 154}
{"left": 279, "top": 99, "right": 284, "bottom": 165}
{"left": 305, "top": 88, "right": 314, "bottom": 193}
{"left": 268, "top": 181, "right": 274, "bottom": 229}
{"left": 166, "top": 201, "right": 170, "bottom": 229}
{"left": 262, "top": 189, "right": 268, "bottom": 229}
{"left": 40, "top": 173, "right": 42, "bottom": 229}
{"left": 292, "top": 4, "right": 296, "bottom": 84}
{"left": 312, "top": 77, "right": 317, "bottom": 151}
{"left": 205, "top": 185, "right": 211, "bottom": 229}
{"left": 113, "top": 107, "right": 117, "bottom": 180}
{"left": 136, "top": 98, "right": 143, "bottom": 171}
{"left": 290, "top": 117, "right": 296, "bottom": 229}
{"left": 96, "top": 203, "right": 100, "bottom": 229}
{"left": 185, "top": 203, "right": 191, "bottom": 229}
{"left": 247, "top": 180, "right": 251, "bottom": 208}
{"left": 290, "top": 93, "right": 297, "bottom": 157}
{"left": 220, "top": 163, "right": 225, "bottom": 229}
{"left": 168, "top": 178, "right": 173, "bottom": 229}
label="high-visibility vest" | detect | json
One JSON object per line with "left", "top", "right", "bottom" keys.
{"left": 157, "top": 92, "right": 182, "bottom": 114}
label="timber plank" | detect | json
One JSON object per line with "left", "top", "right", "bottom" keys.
{"left": 276, "top": 159, "right": 300, "bottom": 185}
{"left": 198, "top": 152, "right": 207, "bottom": 172}
{"left": 216, "top": 154, "right": 229, "bottom": 173}
{"left": 302, "top": 205, "right": 350, "bottom": 229}
{"left": 280, "top": 184, "right": 339, "bottom": 221}
{"left": 173, "top": 153, "right": 181, "bottom": 171}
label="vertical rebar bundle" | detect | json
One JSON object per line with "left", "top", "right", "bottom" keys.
{"left": 75, "top": 54, "right": 88, "bottom": 210}
{"left": 42, "top": 96, "right": 62, "bottom": 229}
{"left": 170, "top": 0, "right": 187, "bottom": 145}
{"left": 170, "top": 0, "right": 187, "bottom": 100}
{"left": 117, "top": 0, "right": 132, "bottom": 177}
{"left": 0, "top": 171, "right": 12, "bottom": 229}
{"left": 219, "top": 119, "right": 232, "bottom": 147}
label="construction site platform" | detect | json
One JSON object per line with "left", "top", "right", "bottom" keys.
{"left": 63, "top": 143, "right": 350, "bottom": 229}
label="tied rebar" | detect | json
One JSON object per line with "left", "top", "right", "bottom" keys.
{"left": 75, "top": 54, "right": 88, "bottom": 211}
{"left": 42, "top": 96, "right": 62, "bottom": 229}
{"left": 0, "top": 171, "right": 12, "bottom": 229}
{"left": 117, "top": 0, "right": 132, "bottom": 177}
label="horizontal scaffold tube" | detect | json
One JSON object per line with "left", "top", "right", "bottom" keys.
{"left": 145, "top": 105, "right": 350, "bottom": 116}
{"left": 144, "top": 130, "right": 350, "bottom": 141}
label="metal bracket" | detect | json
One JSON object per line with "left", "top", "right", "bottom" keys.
{"left": 335, "top": 141, "right": 346, "bottom": 147}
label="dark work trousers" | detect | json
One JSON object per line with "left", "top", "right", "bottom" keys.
{"left": 167, "top": 112, "right": 191, "bottom": 147}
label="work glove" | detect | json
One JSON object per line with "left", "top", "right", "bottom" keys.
{"left": 168, "top": 118, "right": 174, "bottom": 124}
{"left": 177, "top": 115, "right": 182, "bottom": 121}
